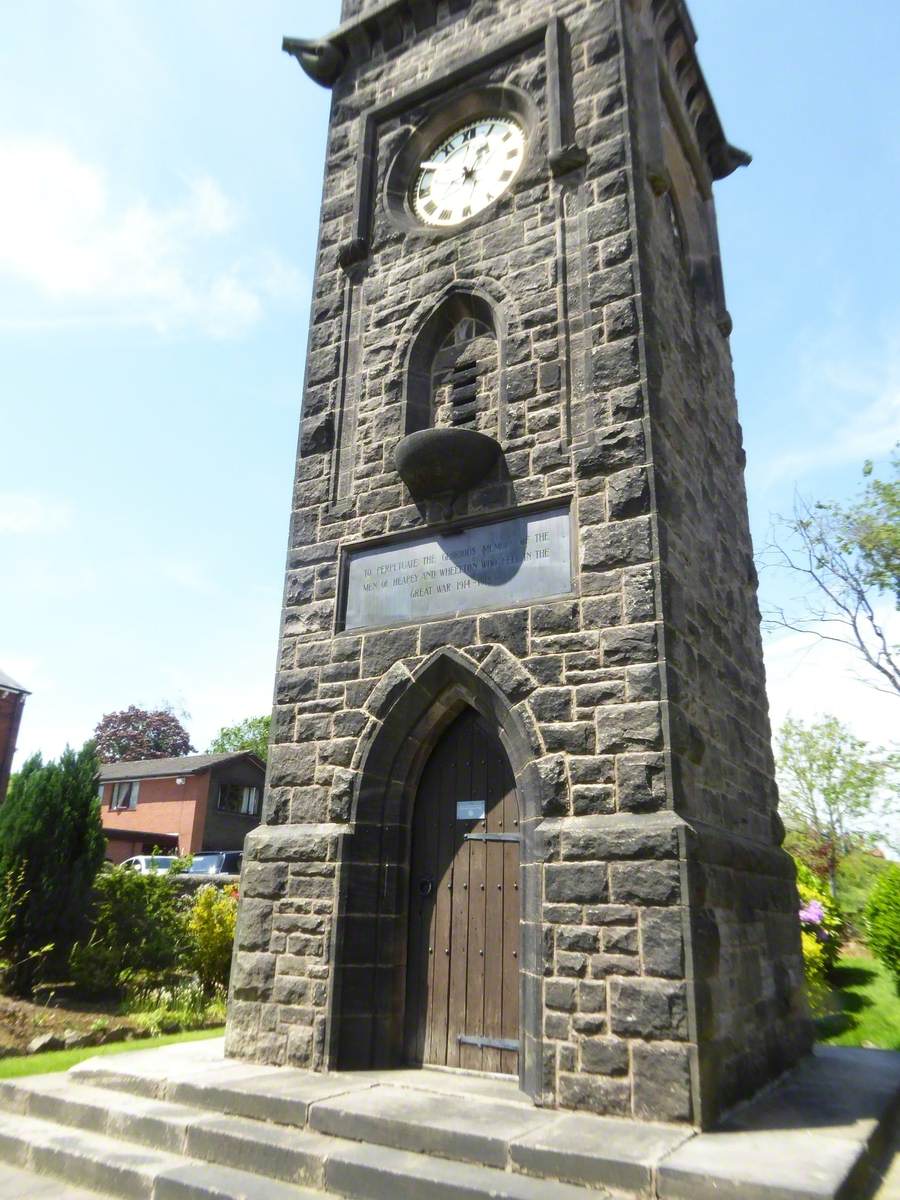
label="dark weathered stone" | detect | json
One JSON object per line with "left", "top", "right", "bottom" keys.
{"left": 581, "top": 1036, "right": 629, "bottom": 1076}
{"left": 227, "top": 0, "right": 811, "bottom": 1132}
{"left": 631, "top": 1042, "right": 693, "bottom": 1121}
{"left": 609, "top": 979, "right": 689, "bottom": 1041}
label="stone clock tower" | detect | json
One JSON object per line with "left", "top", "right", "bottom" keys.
{"left": 227, "top": 0, "right": 811, "bottom": 1128}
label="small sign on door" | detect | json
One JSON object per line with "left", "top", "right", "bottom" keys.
{"left": 456, "top": 800, "right": 485, "bottom": 821}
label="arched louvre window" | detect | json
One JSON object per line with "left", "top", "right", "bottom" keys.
{"left": 404, "top": 293, "right": 500, "bottom": 438}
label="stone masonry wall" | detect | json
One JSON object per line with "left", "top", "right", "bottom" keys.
{"left": 620, "top": 2, "right": 811, "bottom": 1119}
{"left": 226, "top": 0, "right": 810, "bottom": 1127}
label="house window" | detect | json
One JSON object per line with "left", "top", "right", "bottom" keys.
{"left": 109, "top": 780, "right": 139, "bottom": 811}
{"left": 217, "top": 783, "right": 259, "bottom": 816}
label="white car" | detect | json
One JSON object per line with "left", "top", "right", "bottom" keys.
{"left": 119, "top": 855, "right": 176, "bottom": 873}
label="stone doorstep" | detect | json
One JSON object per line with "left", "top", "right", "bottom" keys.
{"left": 0, "top": 1040, "right": 895, "bottom": 1200}
{"left": 0, "top": 1159, "right": 105, "bottom": 1200}
{"left": 0, "top": 1107, "right": 322, "bottom": 1200}
{"left": 0, "top": 1090, "right": 609, "bottom": 1200}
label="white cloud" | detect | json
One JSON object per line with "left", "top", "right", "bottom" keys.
{"left": 758, "top": 324, "right": 900, "bottom": 489}
{"left": 0, "top": 138, "right": 299, "bottom": 338}
{"left": 764, "top": 619, "right": 900, "bottom": 750}
{"left": 0, "top": 491, "right": 72, "bottom": 535}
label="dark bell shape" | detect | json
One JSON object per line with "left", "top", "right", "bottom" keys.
{"left": 393, "top": 428, "right": 500, "bottom": 501}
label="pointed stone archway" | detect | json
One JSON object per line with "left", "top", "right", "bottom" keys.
{"left": 328, "top": 647, "right": 548, "bottom": 1102}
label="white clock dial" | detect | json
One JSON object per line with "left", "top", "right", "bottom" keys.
{"left": 411, "top": 115, "right": 526, "bottom": 228}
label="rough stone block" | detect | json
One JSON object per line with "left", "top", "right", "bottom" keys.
{"left": 530, "top": 687, "right": 573, "bottom": 723}
{"left": 242, "top": 862, "right": 288, "bottom": 900}
{"left": 582, "top": 518, "right": 652, "bottom": 573}
{"left": 560, "top": 815, "right": 678, "bottom": 862}
{"left": 610, "top": 862, "right": 681, "bottom": 906}
{"left": 560, "top": 1072, "right": 630, "bottom": 1116}
{"left": 632, "top": 1042, "right": 693, "bottom": 1122}
{"left": 595, "top": 702, "right": 662, "bottom": 753}
{"left": 581, "top": 1036, "right": 629, "bottom": 1076}
{"left": 236, "top": 899, "right": 273, "bottom": 951}
{"left": 231, "top": 952, "right": 276, "bottom": 999}
{"left": 601, "top": 623, "right": 658, "bottom": 666}
{"left": 546, "top": 864, "right": 609, "bottom": 905}
{"left": 641, "top": 908, "right": 685, "bottom": 978}
{"left": 610, "top": 979, "right": 688, "bottom": 1040}
{"left": 616, "top": 753, "right": 668, "bottom": 812}
{"left": 478, "top": 609, "right": 529, "bottom": 656}
{"left": 361, "top": 629, "right": 419, "bottom": 677}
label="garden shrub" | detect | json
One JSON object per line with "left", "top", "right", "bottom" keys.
{"left": 122, "top": 976, "right": 226, "bottom": 1035}
{"left": 800, "top": 929, "right": 829, "bottom": 1015}
{"left": 865, "top": 863, "right": 900, "bottom": 990}
{"left": 795, "top": 859, "right": 843, "bottom": 973}
{"left": 185, "top": 884, "right": 237, "bottom": 992}
{"left": 837, "top": 850, "right": 893, "bottom": 940}
{"left": 69, "top": 864, "right": 186, "bottom": 995}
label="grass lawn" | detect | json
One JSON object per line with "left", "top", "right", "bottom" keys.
{"left": 0, "top": 1026, "right": 224, "bottom": 1080}
{"left": 816, "top": 952, "right": 900, "bottom": 1050}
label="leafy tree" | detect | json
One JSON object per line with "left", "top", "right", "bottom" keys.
{"left": 776, "top": 715, "right": 897, "bottom": 898}
{"left": 766, "top": 450, "right": 899, "bottom": 696}
{"left": 93, "top": 705, "right": 194, "bottom": 763}
{"left": 208, "top": 715, "right": 270, "bottom": 763}
{"left": 0, "top": 743, "right": 106, "bottom": 993}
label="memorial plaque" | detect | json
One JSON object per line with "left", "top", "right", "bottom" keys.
{"left": 343, "top": 506, "right": 571, "bottom": 631}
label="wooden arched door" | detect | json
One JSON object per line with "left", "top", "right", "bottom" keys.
{"left": 404, "top": 707, "right": 520, "bottom": 1074}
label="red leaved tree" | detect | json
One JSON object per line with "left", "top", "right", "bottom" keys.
{"left": 93, "top": 706, "right": 194, "bottom": 763}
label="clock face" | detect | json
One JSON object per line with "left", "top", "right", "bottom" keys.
{"left": 411, "top": 115, "right": 526, "bottom": 228}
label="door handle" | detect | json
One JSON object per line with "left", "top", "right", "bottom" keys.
{"left": 418, "top": 877, "right": 434, "bottom": 898}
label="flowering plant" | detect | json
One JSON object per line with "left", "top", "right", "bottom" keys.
{"left": 798, "top": 899, "right": 828, "bottom": 941}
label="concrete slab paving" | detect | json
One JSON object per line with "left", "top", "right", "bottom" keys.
{"left": 510, "top": 1111, "right": 690, "bottom": 1194}
{"left": 308, "top": 1083, "right": 554, "bottom": 1168}
{"left": 8, "top": 1038, "right": 899, "bottom": 1200}
{"left": 359, "top": 1066, "right": 530, "bottom": 1106}
{"left": 657, "top": 1127, "right": 866, "bottom": 1200}
{"left": 0, "top": 1161, "right": 108, "bottom": 1200}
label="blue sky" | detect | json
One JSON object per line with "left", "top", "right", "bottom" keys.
{"left": 2, "top": 1, "right": 898, "bottom": 772}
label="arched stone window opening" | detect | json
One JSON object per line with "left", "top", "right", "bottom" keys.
{"left": 403, "top": 292, "right": 502, "bottom": 442}
{"left": 431, "top": 316, "right": 498, "bottom": 434}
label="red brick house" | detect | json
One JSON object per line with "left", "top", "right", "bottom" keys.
{"left": 98, "top": 752, "right": 265, "bottom": 864}
{"left": 0, "top": 669, "right": 29, "bottom": 805}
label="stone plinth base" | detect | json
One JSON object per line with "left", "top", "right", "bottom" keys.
{"left": 0, "top": 1038, "right": 896, "bottom": 1198}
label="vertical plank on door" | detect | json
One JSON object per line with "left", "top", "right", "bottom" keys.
{"left": 501, "top": 756, "right": 520, "bottom": 1076}
{"left": 446, "top": 715, "right": 471, "bottom": 1067}
{"left": 461, "top": 719, "right": 487, "bottom": 1070}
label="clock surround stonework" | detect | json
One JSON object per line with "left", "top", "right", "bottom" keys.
{"left": 226, "top": 0, "right": 812, "bottom": 1128}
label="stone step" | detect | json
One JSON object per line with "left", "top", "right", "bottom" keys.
{"left": 0, "top": 1074, "right": 615, "bottom": 1200}
{"left": 66, "top": 1048, "right": 684, "bottom": 1195}
{"left": 0, "top": 1158, "right": 112, "bottom": 1200}
{"left": 0, "top": 1106, "right": 322, "bottom": 1200}
{"left": 3, "top": 1039, "right": 897, "bottom": 1200}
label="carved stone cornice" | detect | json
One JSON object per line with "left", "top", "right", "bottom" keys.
{"left": 283, "top": 0, "right": 448, "bottom": 87}
{"left": 648, "top": 0, "right": 750, "bottom": 181}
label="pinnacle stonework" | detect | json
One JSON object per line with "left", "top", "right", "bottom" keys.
{"left": 226, "top": 0, "right": 812, "bottom": 1128}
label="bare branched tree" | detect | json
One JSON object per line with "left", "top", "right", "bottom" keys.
{"left": 763, "top": 451, "right": 899, "bottom": 698}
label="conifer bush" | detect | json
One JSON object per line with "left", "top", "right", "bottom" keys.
{"left": 0, "top": 744, "right": 106, "bottom": 993}
{"left": 865, "top": 864, "right": 900, "bottom": 990}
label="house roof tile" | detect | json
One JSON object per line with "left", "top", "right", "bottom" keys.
{"left": 98, "top": 751, "right": 264, "bottom": 781}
